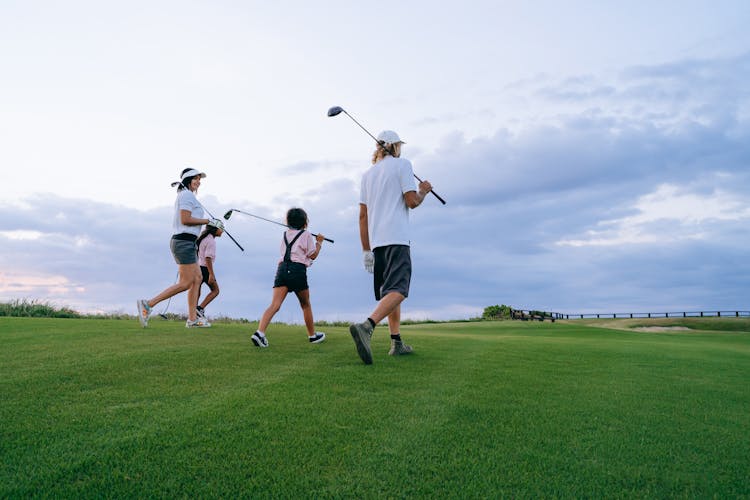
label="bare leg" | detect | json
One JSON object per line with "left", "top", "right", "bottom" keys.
{"left": 186, "top": 269, "right": 203, "bottom": 321}
{"left": 369, "top": 291, "right": 405, "bottom": 324}
{"left": 258, "top": 287, "right": 288, "bottom": 333}
{"left": 148, "top": 263, "right": 201, "bottom": 315}
{"left": 295, "top": 289, "right": 315, "bottom": 336}
{"left": 387, "top": 304, "right": 401, "bottom": 335}
{"left": 199, "top": 281, "right": 220, "bottom": 310}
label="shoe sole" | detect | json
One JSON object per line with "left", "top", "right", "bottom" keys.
{"left": 310, "top": 336, "right": 326, "bottom": 344}
{"left": 349, "top": 325, "right": 373, "bottom": 365}
{"left": 389, "top": 349, "right": 413, "bottom": 356}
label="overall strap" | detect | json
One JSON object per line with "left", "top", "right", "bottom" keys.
{"left": 282, "top": 230, "right": 306, "bottom": 263}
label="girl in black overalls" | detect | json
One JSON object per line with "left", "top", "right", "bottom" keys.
{"left": 252, "top": 208, "right": 327, "bottom": 348}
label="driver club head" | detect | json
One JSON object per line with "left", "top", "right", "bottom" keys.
{"left": 223, "top": 210, "right": 233, "bottom": 220}
{"left": 327, "top": 106, "right": 344, "bottom": 117}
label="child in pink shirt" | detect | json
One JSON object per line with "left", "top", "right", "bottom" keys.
{"left": 196, "top": 222, "right": 224, "bottom": 321}
{"left": 251, "top": 208, "right": 327, "bottom": 347}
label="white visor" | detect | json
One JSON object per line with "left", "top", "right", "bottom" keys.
{"left": 181, "top": 169, "right": 206, "bottom": 181}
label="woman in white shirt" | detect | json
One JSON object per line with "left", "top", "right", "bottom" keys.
{"left": 136, "top": 168, "right": 219, "bottom": 328}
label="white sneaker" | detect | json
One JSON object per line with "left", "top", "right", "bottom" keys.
{"left": 136, "top": 299, "right": 151, "bottom": 328}
{"left": 186, "top": 317, "right": 211, "bottom": 328}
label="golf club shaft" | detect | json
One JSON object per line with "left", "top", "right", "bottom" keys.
{"left": 198, "top": 203, "right": 245, "bottom": 251}
{"left": 226, "top": 209, "right": 334, "bottom": 243}
{"left": 339, "top": 109, "right": 446, "bottom": 205}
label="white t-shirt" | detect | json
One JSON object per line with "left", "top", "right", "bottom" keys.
{"left": 359, "top": 156, "right": 417, "bottom": 249}
{"left": 173, "top": 189, "right": 204, "bottom": 236}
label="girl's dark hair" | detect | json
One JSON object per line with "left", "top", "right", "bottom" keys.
{"left": 286, "top": 208, "right": 308, "bottom": 230}
{"left": 177, "top": 168, "right": 196, "bottom": 191}
{"left": 196, "top": 224, "right": 220, "bottom": 253}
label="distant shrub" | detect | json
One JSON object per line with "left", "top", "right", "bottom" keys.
{"left": 0, "top": 299, "right": 81, "bottom": 318}
{"left": 482, "top": 304, "right": 513, "bottom": 320}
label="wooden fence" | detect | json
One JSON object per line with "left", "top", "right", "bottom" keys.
{"left": 550, "top": 310, "right": 750, "bottom": 320}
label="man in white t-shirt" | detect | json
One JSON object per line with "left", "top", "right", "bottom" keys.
{"left": 349, "top": 130, "right": 432, "bottom": 365}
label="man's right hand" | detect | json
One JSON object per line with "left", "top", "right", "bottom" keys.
{"left": 418, "top": 180, "right": 432, "bottom": 197}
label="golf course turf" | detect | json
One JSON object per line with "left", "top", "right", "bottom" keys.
{"left": 1, "top": 317, "right": 748, "bottom": 497}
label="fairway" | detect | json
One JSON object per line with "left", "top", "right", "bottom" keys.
{"left": 1, "top": 318, "right": 749, "bottom": 497}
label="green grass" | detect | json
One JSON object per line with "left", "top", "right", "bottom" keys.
{"left": 1, "top": 318, "right": 749, "bottom": 498}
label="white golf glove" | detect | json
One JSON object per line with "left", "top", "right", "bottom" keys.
{"left": 363, "top": 250, "right": 374, "bottom": 273}
{"left": 208, "top": 218, "right": 224, "bottom": 230}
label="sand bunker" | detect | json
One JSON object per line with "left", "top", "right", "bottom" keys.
{"left": 632, "top": 326, "right": 692, "bottom": 332}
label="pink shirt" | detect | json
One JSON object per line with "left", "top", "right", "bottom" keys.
{"left": 198, "top": 234, "right": 216, "bottom": 267}
{"left": 279, "top": 229, "right": 317, "bottom": 267}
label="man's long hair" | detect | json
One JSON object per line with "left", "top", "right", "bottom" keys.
{"left": 371, "top": 142, "right": 401, "bottom": 164}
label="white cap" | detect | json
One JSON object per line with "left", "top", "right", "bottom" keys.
{"left": 377, "top": 130, "right": 405, "bottom": 145}
{"left": 181, "top": 168, "right": 206, "bottom": 181}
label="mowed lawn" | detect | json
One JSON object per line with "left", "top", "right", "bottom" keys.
{"left": 1, "top": 317, "right": 749, "bottom": 498}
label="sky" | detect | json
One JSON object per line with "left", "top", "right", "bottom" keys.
{"left": 2, "top": 1, "right": 750, "bottom": 323}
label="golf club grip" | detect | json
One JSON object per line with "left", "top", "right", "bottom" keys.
{"left": 429, "top": 189, "right": 446, "bottom": 205}
{"left": 312, "top": 233, "right": 334, "bottom": 244}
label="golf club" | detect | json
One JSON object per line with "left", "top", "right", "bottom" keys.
{"left": 326, "top": 105, "right": 446, "bottom": 205}
{"left": 170, "top": 181, "right": 245, "bottom": 251}
{"left": 223, "top": 208, "right": 334, "bottom": 243}
{"left": 158, "top": 273, "right": 177, "bottom": 319}
{"left": 158, "top": 296, "right": 172, "bottom": 319}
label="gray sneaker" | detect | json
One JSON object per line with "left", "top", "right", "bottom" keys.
{"left": 388, "top": 340, "right": 413, "bottom": 356}
{"left": 349, "top": 321, "right": 374, "bottom": 364}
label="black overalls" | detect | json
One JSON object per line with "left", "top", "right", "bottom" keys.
{"left": 272, "top": 230, "right": 309, "bottom": 292}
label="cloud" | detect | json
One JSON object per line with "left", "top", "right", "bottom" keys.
{"left": 0, "top": 271, "right": 85, "bottom": 296}
{"left": 556, "top": 183, "right": 750, "bottom": 247}
{"left": 2, "top": 52, "right": 749, "bottom": 319}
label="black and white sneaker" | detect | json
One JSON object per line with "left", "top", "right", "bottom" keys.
{"left": 196, "top": 306, "right": 206, "bottom": 319}
{"left": 251, "top": 331, "right": 269, "bottom": 348}
{"left": 309, "top": 332, "right": 326, "bottom": 344}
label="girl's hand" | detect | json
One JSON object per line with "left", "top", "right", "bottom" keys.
{"left": 316, "top": 234, "right": 325, "bottom": 244}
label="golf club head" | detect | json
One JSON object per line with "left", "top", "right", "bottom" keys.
{"left": 223, "top": 210, "right": 233, "bottom": 220}
{"left": 327, "top": 106, "right": 344, "bottom": 117}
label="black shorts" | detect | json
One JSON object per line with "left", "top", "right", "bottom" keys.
{"left": 373, "top": 245, "right": 411, "bottom": 300}
{"left": 273, "top": 261, "right": 309, "bottom": 293}
{"left": 200, "top": 266, "right": 210, "bottom": 284}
